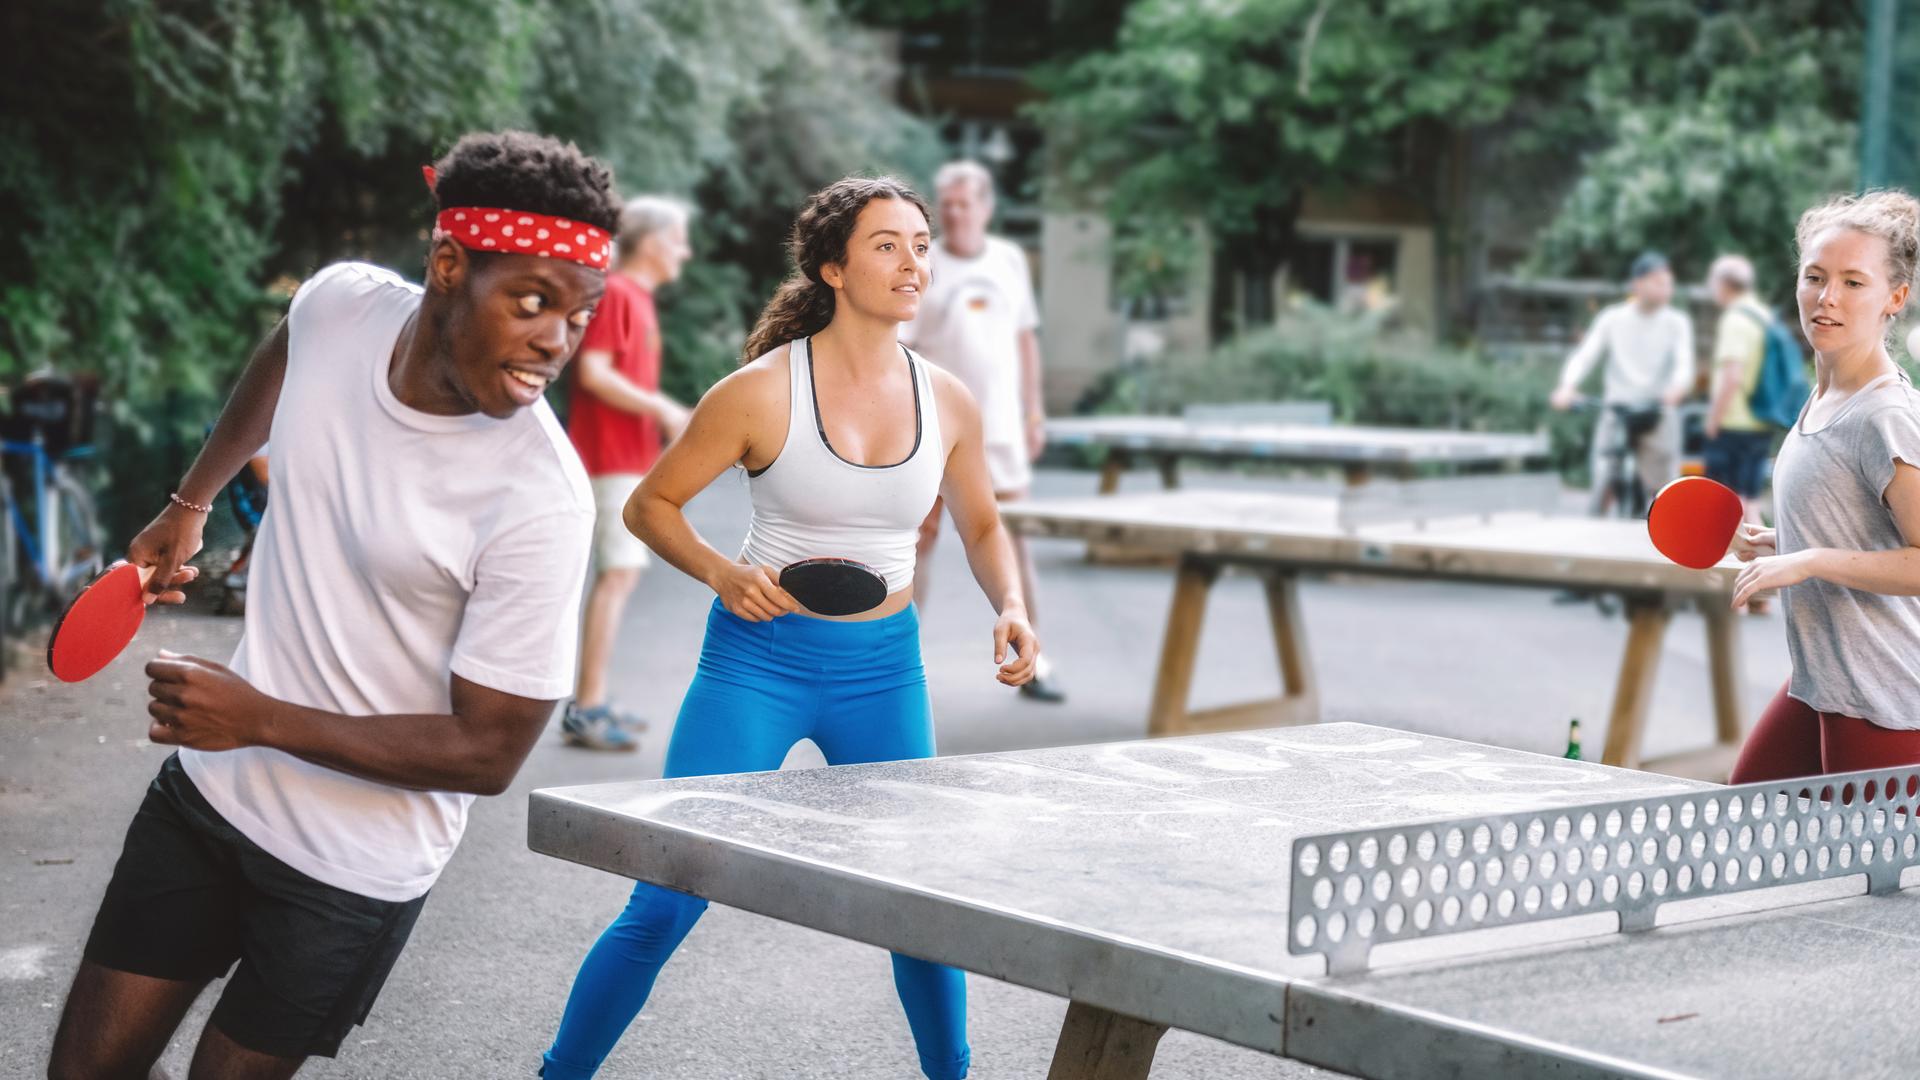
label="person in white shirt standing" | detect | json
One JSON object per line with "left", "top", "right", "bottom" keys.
{"left": 903, "top": 160, "right": 1064, "bottom": 702}
{"left": 47, "top": 131, "right": 609, "bottom": 1079}
{"left": 1550, "top": 251, "right": 1697, "bottom": 515}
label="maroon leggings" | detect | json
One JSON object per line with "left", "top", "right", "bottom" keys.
{"left": 1730, "top": 682, "right": 1920, "bottom": 782}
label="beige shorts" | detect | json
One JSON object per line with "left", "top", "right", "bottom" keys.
{"left": 590, "top": 474, "right": 651, "bottom": 573}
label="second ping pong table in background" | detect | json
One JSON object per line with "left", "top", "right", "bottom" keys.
{"left": 531, "top": 723, "right": 1920, "bottom": 1079}
{"left": 1001, "top": 489, "right": 1743, "bottom": 777}
{"left": 1044, "top": 415, "right": 1552, "bottom": 492}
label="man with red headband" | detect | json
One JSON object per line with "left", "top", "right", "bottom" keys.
{"left": 47, "top": 131, "right": 616, "bottom": 1079}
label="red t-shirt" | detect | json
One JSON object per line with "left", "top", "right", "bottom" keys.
{"left": 568, "top": 274, "right": 662, "bottom": 476}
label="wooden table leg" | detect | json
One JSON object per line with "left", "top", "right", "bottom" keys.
{"left": 1099, "top": 450, "right": 1129, "bottom": 495}
{"left": 1148, "top": 556, "right": 1219, "bottom": 737}
{"left": 1601, "top": 601, "right": 1673, "bottom": 770}
{"left": 1047, "top": 1002, "right": 1169, "bottom": 1080}
{"left": 1263, "top": 569, "right": 1318, "bottom": 723}
{"left": 1156, "top": 452, "right": 1180, "bottom": 490}
{"left": 1703, "top": 603, "right": 1746, "bottom": 751}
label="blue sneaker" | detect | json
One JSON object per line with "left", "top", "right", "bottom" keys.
{"left": 560, "top": 703, "right": 639, "bottom": 752}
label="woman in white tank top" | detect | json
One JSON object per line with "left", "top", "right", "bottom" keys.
{"left": 543, "top": 177, "right": 1035, "bottom": 1080}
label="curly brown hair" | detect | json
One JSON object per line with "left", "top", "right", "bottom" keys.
{"left": 742, "top": 176, "right": 931, "bottom": 364}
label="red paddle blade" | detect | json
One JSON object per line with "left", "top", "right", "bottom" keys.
{"left": 48, "top": 563, "right": 148, "bottom": 682}
{"left": 1647, "top": 476, "right": 1744, "bottom": 570}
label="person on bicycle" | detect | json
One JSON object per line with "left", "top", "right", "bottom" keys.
{"left": 1550, "top": 251, "right": 1697, "bottom": 516}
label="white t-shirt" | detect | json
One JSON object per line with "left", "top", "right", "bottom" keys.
{"left": 901, "top": 236, "right": 1039, "bottom": 490}
{"left": 1560, "top": 301, "right": 1696, "bottom": 406}
{"left": 180, "top": 262, "right": 595, "bottom": 901}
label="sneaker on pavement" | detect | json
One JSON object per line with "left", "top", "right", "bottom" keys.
{"left": 561, "top": 703, "right": 640, "bottom": 751}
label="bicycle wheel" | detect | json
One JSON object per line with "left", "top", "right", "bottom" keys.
{"left": 48, "top": 467, "right": 102, "bottom": 601}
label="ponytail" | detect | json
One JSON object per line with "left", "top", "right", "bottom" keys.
{"left": 743, "top": 274, "right": 836, "bottom": 363}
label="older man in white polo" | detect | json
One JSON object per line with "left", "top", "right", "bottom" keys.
{"left": 903, "top": 160, "right": 1063, "bottom": 702}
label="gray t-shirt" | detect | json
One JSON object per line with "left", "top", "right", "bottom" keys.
{"left": 1775, "top": 370, "right": 1920, "bottom": 727}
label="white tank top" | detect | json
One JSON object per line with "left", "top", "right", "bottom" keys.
{"left": 738, "top": 337, "right": 944, "bottom": 592}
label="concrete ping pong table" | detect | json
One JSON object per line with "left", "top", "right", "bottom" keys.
{"left": 1001, "top": 489, "right": 1744, "bottom": 778}
{"left": 1043, "top": 416, "right": 1552, "bottom": 492}
{"left": 530, "top": 722, "right": 1920, "bottom": 1079}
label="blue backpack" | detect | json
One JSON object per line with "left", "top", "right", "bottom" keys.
{"left": 1739, "top": 306, "right": 1810, "bottom": 430}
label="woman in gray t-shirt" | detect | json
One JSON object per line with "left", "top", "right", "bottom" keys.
{"left": 1729, "top": 191, "right": 1920, "bottom": 782}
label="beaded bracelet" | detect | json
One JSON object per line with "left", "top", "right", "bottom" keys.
{"left": 169, "top": 492, "right": 212, "bottom": 514}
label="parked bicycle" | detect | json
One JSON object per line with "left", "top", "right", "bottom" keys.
{"left": 0, "top": 374, "right": 105, "bottom": 645}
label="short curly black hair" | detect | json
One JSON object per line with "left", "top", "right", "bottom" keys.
{"left": 431, "top": 131, "right": 619, "bottom": 234}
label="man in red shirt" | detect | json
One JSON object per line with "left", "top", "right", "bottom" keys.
{"left": 562, "top": 197, "right": 692, "bottom": 750}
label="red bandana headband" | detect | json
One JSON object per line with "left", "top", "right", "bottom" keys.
{"left": 422, "top": 165, "right": 613, "bottom": 269}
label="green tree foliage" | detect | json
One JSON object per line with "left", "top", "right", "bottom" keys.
{"left": 1530, "top": 5, "right": 1862, "bottom": 293}
{"left": 1035, "top": 0, "right": 1617, "bottom": 330}
{"left": 0, "top": 0, "right": 934, "bottom": 540}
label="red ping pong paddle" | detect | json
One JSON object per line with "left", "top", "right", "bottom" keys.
{"left": 48, "top": 563, "right": 153, "bottom": 682}
{"left": 779, "top": 558, "right": 888, "bottom": 616}
{"left": 1647, "top": 476, "right": 1744, "bottom": 570}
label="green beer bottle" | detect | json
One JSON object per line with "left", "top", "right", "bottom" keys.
{"left": 1565, "top": 719, "right": 1582, "bottom": 761}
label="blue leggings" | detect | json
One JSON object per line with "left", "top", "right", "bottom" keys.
{"left": 542, "top": 601, "right": 969, "bottom": 1080}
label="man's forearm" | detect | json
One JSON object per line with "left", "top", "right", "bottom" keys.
{"left": 179, "top": 319, "right": 289, "bottom": 505}
{"left": 255, "top": 699, "right": 533, "bottom": 796}
{"left": 1019, "top": 330, "right": 1044, "bottom": 419}
{"left": 584, "top": 366, "right": 677, "bottom": 420}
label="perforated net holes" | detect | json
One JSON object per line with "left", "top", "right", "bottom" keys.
{"left": 1715, "top": 827, "right": 1732, "bottom": 855}
{"left": 1794, "top": 849, "right": 1810, "bottom": 874}
{"left": 1511, "top": 854, "right": 1531, "bottom": 882}
{"left": 1497, "top": 889, "right": 1516, "bottom": 917}
{"left": 1626, "top": 871, "right": 1645, "bottom": 900}
{"left": 1299, "top": 843, "right": 1322, "bottom": 876}
{"left": 1750, "top": 793, "right": 1767, "bottom": 819}
{"left": 1592, "top": 843, "right": 1610, "bottom": 871}
{"left": 1839, "top": 843, "right": 1854, "bottom": 869}
{"left": 1550, "top": 881, "right": 1570, "bottom": 909}
{"left": 1605, "top": 810, "right": 1623, "bottom": 838}
{"left": 1295, "top": 915, "right": 1316, "bottom": 947}
{"left": 1539, "top": 850, "right": 1559, "bottom": 878}
{"left": 1690, "top": 831, "right": 1707, "bottom": 858}
{"left": 1770, "top": 853, "right": 1787, "bottom": 879}
{"left": 1703, "top": 798, "right": 1721, "bottom": 826}
{"left": 1526, "top": 818, "right": 1547, "bottom": 847}
{"left": 1665, "top": 835, "right": 1683, "bottom": 862}
{"left": 1358, "top": 836, "right": 1380, "bottom": 869}
{"left": 1428, "top": 863, "right": 1450, "bottom": 893}
{"left": 1675, "top": 864, "right": 1694, "bottom": 892}
{"left": 1416, "top": 830, "right": 1438, "bottom": 862}
{"left": 1499, "top": 822, "right": 1519, "bottom": 851}
{"left": 1385, "top": 904, "right": 1406, "bottom": 934}
{"left": 1728, "top": 795, "right": 1745, "bottom": 823}
{"left": 1640, "top": 838, "right": 1659, "bottom": 865}
{"left": 1400, "top": 867, "right": 1421, "bottom": 898}
{"left": 1679, "top": 801, "right": 1698, "bottom": 828}
{"left": 1441, "top": 896, "right": 1462, "bottom": 926}
{"left": 1413, "top": 899, "right": 1434, "bottom": 930}
{"left": 1566, "top": 846, "right": 1585, "bottom": 874}
{"left": 1312, "top": 878, "right": 1334, "bottom": 910}
{"left": 1817, "top": 846, "right": 1832, "bottom": 872}
{"left": 1629, "top": 806, "right": 1649, "bottom": 834}
{"left": 1356, "top": 908, "right": 1377, "bottom": 939}
{"left": 1738, "top": 825, "right": 1754, "bottom": 852}
{"left": 1444, "top": 827, "right": 1466, "bottom": 859}
{"left": 1342, "top": 875, "right": 1364, "bottom": 906}
{"left": 1485, "top": 856, "right": 1505, "bottom": 887}
{"left": 1326, "top": 911, "right": 1347, "bottom": 943}
{"left": 1761, "top": 822, "right": 1777, "bottom": 849}
{"left": 1655, "top": 804, "right": 1673, "bottom": 831}
{"left": 1553, "top": 815, "right": 1573, "bottom": 843}
{"left": 1651, "top": 867, "right": 1669, "bottom": 896}
{"left": 1457, "top": 860, "right": 1478, "bottom": 890}
{"left": 1523, "top": 885, "right": 1543, "bottom": 913}
{"left": 1577, "top": 878, "right": 1595, "bottom": 905}
{"left": 1579, "top": 812, "right": 1598, "bottom": 840}
{"left": 1329, "top": 840, "right": 1351, "bottom": 873}
{"left": 1388, "top": 833, "right": 1409, "bottom": 865}
{"left": 1469, "top": 892, "right": 1490, "bottom": 921}
{"left": 1373, "top": 870, "right": 1393, "bottom": 902}
{"left": 1784, "top": 819, "right": 1800, "bottom": 846}
{"left": 1702, "top": 861, "right": 1719, "bottom": 888}
{"left": 1471, "top": 824, "right": 1492, "bottom": 855}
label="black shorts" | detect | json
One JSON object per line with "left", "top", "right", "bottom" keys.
{"left": 82, "top": 754, "right": 428, "bottom": 1059}
{"left": 1703, "top": 429, "right": 1774, "bottom": 498}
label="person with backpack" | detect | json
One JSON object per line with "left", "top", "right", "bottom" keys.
{"left": 1703, "top": 256, "right": 1779, "bottom": 515}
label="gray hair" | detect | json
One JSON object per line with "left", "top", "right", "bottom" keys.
{"left": 933, "top": 160, "right": 995, "bottom": 200}
{"left": 1708, "top": 254, "right": 1755, "bottom": 291}
{"left": 614, "top": 195, "right": 691, "bottom": 258}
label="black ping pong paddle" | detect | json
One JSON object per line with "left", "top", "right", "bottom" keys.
{"left": 779, "top": 558, "right": 888, "bottom": 616}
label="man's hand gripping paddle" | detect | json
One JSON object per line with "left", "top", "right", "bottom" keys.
{"left": 1647, "top": 476, "right": 1744, "bottom": 570}
{"left": 779, "top": 558, "right": 888, "bottom": 617}
{"left": 47, "top": 563, "right": 154, "bottom": 682}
